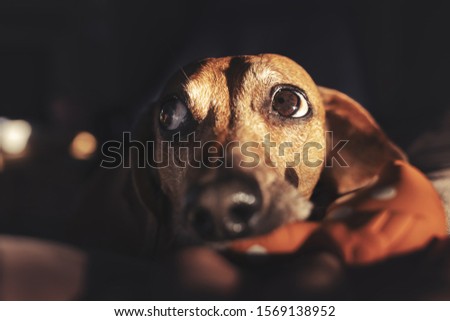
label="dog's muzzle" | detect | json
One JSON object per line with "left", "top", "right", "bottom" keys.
{"left": 183, "top": 171, "right": 263, "bottom": 242}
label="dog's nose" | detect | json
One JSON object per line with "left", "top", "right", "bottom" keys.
{"left": 186, "top": 174, "right": 263, "bottom": 241}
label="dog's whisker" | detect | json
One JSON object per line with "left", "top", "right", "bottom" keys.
{"left": 179, "top": 65, "right": 190, "bottom": 82}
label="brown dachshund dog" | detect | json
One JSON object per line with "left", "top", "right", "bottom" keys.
{"left": 129, "top": 54, "right": 446, "bottom": 263}
{"left": 65, "top": 54, "right": 447, "bottom": 268}
{"left": 1, "top": 54, "right": 448, "bottom": 300}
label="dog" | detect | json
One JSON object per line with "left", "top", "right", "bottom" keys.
{"left": 125, "top": 53, "right": 447, "bottom": 264}
{"left": 71, "top": 53, "right": 447, "bottom": 266}
{"left": 3, "top": 54, "right": 448, "bottom": 300}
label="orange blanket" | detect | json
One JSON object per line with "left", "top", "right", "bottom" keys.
{"left": 230, "top": 160, "right": 448, "bottom": 264}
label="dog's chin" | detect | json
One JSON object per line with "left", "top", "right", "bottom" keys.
{"left": 266, "top": 179, "right": 313, "bottom": 223}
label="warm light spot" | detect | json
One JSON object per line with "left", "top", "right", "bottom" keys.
{"left": 70, "top": 131, "right": 97, "bottom": 160}
{"left": 0, "top": 118, "right": 32, "bottom": 155}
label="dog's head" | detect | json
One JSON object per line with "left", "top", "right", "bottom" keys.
{"left": 132, "top": 54, "right": 405, "bottom": 250}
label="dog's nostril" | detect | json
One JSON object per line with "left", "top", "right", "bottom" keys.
{"left": 229, "top": 203, "right": 257, "bottom": 224}
{"left": 225, "top": 190, "right": 261, "bottom": 237}
{"left": 190, "top": 208, "right": 215, "bottom": 239}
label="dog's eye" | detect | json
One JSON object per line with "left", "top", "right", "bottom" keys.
{"left": 272, "top": 88, "right": 310, "bottom": 118}
{"left": 159, "top": 98, "right": 191, "bottom": 131}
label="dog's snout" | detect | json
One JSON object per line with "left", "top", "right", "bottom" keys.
{"left": 186, "top": 174, "right": 263, "bottom": 241}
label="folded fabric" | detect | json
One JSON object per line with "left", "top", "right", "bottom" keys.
{"left": 229, "top": 160, "right": 448, "bottom": 264}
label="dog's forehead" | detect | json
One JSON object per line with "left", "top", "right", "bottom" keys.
{"left": 164, "top": 54, "right": 320, "bottom": 120}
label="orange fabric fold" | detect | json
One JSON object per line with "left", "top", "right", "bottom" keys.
{"left": 229, "top": 161, "right": 448, "bottom": 264}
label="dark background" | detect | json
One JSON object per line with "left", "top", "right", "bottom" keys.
{"left": 0, "top": 0, "right": 449, "bottom": 243}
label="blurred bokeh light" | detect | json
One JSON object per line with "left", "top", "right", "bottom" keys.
{"left": 69, "top": 131, "right": 97, "bottom": 160}
{"left": 0, "top": 118, "right": 32, "bottom": 155}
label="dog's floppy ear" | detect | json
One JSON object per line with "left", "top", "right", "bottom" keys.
{"left": 131, "top": 104, "right": 171, "bottom": 254}
{"left": 319, "top": 87, "right": 406, "bottom": 194}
